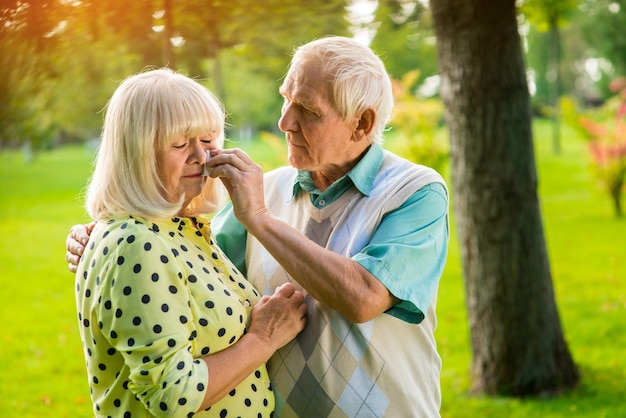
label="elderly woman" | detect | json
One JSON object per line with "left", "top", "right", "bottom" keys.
{"left": 74, "top": 68, "right": 306, "bottom": 418}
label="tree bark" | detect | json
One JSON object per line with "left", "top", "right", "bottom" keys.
{"left": 430, "top": 0, "right": 579, "bottom": 395}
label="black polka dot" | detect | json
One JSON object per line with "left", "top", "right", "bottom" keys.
{"left": 141, "top": 294, "right": 150, "bottom": 303}
{"left": 144, "top": 242, "right": 152, "bottom": 251}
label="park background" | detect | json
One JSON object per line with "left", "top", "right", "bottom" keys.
{"left": 1, "top": 0, "right": 625, "bottom": 417}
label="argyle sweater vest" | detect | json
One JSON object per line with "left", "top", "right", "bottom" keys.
{"left": 245, "top": 151, "right": 446, "bottom": 417}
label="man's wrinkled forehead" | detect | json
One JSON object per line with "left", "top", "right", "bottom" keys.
{"left": 280, "top": 60, "right": 330, "bottom": 101}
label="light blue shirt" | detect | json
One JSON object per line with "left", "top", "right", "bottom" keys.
{"left": 212, "top": 144, "right": 449, "bottom": 323}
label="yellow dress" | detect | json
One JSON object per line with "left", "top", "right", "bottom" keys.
{"left": 75, "top": 215, "right": 273, "bottom": 417}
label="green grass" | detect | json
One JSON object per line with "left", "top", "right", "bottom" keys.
{"left": 0, "top": 120, "right": 624, "bottom": 417}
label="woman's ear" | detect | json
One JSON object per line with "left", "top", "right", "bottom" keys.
{"left": 353, "top": 108, "right": 376, "bottom": 141}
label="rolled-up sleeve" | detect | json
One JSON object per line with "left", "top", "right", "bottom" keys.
{"left": 352, "top": 182, "right": 449, "bottom": 324}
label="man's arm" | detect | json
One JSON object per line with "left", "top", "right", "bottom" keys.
{"left": 246, "top": 211, "right": 399, "bottom": 323}
{"left": 207, "top": 149, "right": 402, "bottom": 323}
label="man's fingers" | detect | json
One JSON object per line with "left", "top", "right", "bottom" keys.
{"left": 66, "top": 236, "right": 83, "bottom": 257}
{"left": 70, "top": 224, "right": 89, "bottom": 246}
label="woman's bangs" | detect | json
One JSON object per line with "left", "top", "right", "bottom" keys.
{"left": 181, "top": 89, "right": 223, "bottom": 139}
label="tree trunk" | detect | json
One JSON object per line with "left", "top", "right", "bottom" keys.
{"left": 431, "top": 0, "right": 579, "bottom": 396}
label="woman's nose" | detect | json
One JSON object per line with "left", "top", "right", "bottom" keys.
{"left": 189, "top": 140, "right": 206, "bottom": 163}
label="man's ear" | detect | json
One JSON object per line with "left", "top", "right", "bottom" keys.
{"left": 353, "top": 108, "right": 376, "bottom": 141}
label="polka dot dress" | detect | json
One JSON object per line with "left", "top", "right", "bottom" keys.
{"left": 75, "top": 215, "right": 274, "bottom": 417}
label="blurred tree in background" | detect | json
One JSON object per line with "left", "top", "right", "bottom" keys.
{"left": 2, "top": 0, "right": 626, "bottom": 154}
{"left": 0, "top": 0, "right": 347, "bottom": 151}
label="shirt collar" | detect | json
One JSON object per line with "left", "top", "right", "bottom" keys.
{"left": 291, "top": 143, "right": 384, "bottom": 199}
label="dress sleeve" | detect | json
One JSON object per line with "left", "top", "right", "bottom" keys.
{"left": 352, "top": 182, "right": 449, "bottom": 324}
{"left": 96, "top": 228, "right": 208, "bottom": 417}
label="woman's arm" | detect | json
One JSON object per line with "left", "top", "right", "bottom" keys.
{"left": 197, "top": 283, "right": 306, "bottom": 409}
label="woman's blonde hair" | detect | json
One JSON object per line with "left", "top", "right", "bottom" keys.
{"left": 86, "top": 68, "right": 226, "bottom": 220}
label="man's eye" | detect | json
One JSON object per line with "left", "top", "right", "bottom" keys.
{"left": 302, "top": 106, "right": 319, "bottom": 117}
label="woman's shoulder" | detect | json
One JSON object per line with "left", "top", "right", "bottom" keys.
{"left": 93, "top": 216, "right": 155, "bottom": 240}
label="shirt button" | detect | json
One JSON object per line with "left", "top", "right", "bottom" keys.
{"left": 318, "top": 199, "right": 326, "bottom": 206}
{"left": 219, "top": 266, "right": 225, "bottom": 272}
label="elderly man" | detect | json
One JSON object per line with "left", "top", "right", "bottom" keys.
{"left": 67, "top": 36, "right": 449, "bottom": 417}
